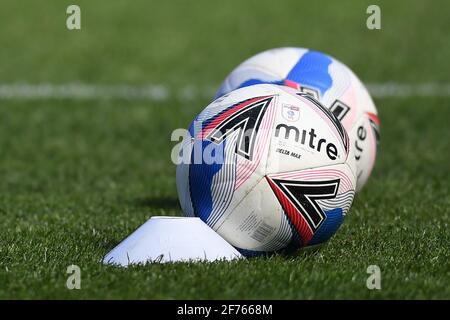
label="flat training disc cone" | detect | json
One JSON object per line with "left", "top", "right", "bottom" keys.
{"left": 103, "top": 216, "right": 243, "bottom": 266}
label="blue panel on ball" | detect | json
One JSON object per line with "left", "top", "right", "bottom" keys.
{"left": 215, "top": 79, "right": 283, "bottom": 99}
{"left": 309, "top": 207, "right": 343, "bottom": 245}
{"left": 188, "top": 140, "right": 225, "bottom": 222}
{"left": 187, "top": 119, "right": 195, "bottom": 137}
{"left": 238, "top": 78, "right": 283, "bottom": 89}
{"left": 286, "top": 50, "right": 333, "bottom": 96}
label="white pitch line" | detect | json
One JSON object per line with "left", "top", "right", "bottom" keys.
{"left": 367, "top": 82, "right": 450, "bottom": 98}
{"left": 0, "top": 83, "right": 215, "bottom": 101}
{"left": 0, "top": 83, "right": 450, "bottom": 100}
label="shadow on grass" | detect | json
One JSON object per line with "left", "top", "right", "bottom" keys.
{"left": 269, "top": 244, "right": 325, "bottom": 260}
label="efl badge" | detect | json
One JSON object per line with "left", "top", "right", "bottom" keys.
{"left": 282, "top": 104, "right": 300, "bottom": 122}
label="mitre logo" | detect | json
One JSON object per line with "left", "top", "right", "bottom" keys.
{"left": 274, "top": 123, "right": 339, "bottom": 160}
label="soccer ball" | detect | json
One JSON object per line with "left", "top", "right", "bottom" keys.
{"left": 215, "top": 47, "right": 380, "bottom": 192}
{"left": 176, "top": 84, "right": 357, "bottom": 256}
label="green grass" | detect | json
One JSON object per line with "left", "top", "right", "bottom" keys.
{"left": 0, "top": 0, "right": 449, "bottom": 299}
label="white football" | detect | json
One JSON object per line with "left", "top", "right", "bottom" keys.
{"left": 176, "top": 84, "right": 357, "bottom": 256}
{"left": 215, "top": 47, "right": 380, "bottom": 192}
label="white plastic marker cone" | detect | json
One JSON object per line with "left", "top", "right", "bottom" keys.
{"left": 103, "top": 216, "right": 243, "bottom": 266}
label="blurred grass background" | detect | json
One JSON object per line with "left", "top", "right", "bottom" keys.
{"left": 0, "top": 0, "right": 449, "bottom": 84}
